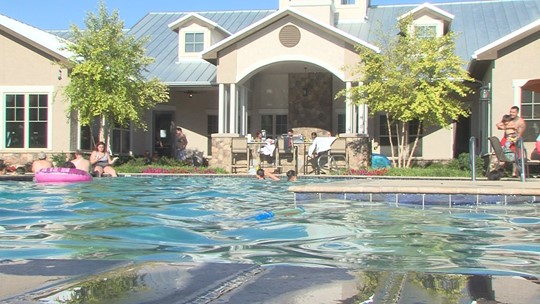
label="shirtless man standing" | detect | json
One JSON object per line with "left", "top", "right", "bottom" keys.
{"left": 496, "top": 106, "right": 527, "bottom": 177}
{"left": 497, "top": 106, "right": 526, "bottom": 138}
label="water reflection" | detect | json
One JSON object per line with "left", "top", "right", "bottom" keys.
{"left": 34, "top": 262, "right": 540, "bottom": 304}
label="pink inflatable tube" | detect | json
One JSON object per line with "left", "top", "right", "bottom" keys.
{"left": 34, "top": 167, "right": 93, "bottom": 183}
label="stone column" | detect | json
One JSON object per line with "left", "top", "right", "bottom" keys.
{"left": 340, "top": 133, "right": 371, "bottom": 170}
{"left": 210, "top": 134, "right": 234, "bottom": 172}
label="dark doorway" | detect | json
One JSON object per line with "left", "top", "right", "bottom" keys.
{"left": 153, "top": 112, "right": 175, "bottom": 158}
{"left": 454, "top": 115, "right": 472, "bottom": 158}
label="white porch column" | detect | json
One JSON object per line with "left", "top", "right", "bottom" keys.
{"left": 229, "top": 83, "right": 237, "bottom": 134}
{"left": 239, "top": 86, "right": 248, "bottom": 135}
{"left": 345, "top": 81, "right": 354, "bottom": 133}
{"left": 218, "top": 83, "right": 226, "bottom": 133}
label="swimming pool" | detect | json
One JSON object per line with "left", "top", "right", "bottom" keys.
{"left": 1, "top": 176, "right": 539, "bottom": 278}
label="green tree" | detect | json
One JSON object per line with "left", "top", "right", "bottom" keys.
{"left": 63, "top": 1, "right": 169, "bottom": 145}
{"left": 342, "top": 16, "right": 472, "bottom": 167}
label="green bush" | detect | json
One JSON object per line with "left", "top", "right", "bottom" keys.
{"left": 115, "top": 156, "right": 227, "bottom": 174}
{"left": 447, "top": 153, "right": 483, "bottom": 175}
{"left": 51, "top": 152, "right": 71, "bottom": 166}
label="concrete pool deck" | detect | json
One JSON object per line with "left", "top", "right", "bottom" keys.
{"left": 1, "top": 259, "right": 540, "bottom": 303}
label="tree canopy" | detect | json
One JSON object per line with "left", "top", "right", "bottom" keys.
{"left": 342, "top": 16, "right": 473, "bottom": 167}
{"left": 63, "top": 2, "right": 169, "bottom": 144}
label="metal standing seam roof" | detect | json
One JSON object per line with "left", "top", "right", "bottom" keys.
{"left": 127, "top": 10, "right": 276, "bottom": 86}
{"left": 40, "top": 1, "right": 540, "bottom": 86}
{"left": 0, "top": 13, "right": 73, "bottom": 60}
{"left": 338, "top": 0, "right": 540, "bottom": 63}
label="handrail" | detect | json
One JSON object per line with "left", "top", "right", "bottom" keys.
{"left": 469, "top": 136, "right": 476, "bottom": 181}
{"left": 515, "top": 137, "right": 527, "bottom": 182}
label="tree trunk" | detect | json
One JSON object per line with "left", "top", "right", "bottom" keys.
{"left": 405, "top": 123, "right": 422, "bottom": 168}
{"left": 386, "top": 114, "right": 397, "bottom": 167}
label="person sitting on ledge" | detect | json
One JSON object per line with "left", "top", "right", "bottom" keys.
{"left": 90, "top": 142, "right": 118, "bottom": 177}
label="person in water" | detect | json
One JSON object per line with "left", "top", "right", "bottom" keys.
{"left": 286, "top": 170, "right": 297, "bottom": 181}
{"left": 256, "top": 168, "right": 280, "bottom": 181}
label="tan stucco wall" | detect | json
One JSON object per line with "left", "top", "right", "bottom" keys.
{"left": 490, "top": 35, "right": 540, "bottom": 152}
{"left": 422, "top": 126, "right": 454, "bottom": 160}
{"left": 217, "top": 16, "right": 360, "bottom": 84}
{"left": 0, "top": 32, "right": 71, "bottom": 160}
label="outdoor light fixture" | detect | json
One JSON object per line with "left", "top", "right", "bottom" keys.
{"left": 303, "top": 87, "right": 308, "bottom": 96}
{"left": 185, "top": 90, "right": 194, "bottom": 98}
{"left": 57, "top": 69, "right": 62, "bottom": 80}
{"left": 479, "top": 86, "right": 490, "bottom": 101}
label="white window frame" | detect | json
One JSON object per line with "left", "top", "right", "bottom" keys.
{"left": 184, "top": 32, "right": 205, "bottom": 53}
{"left": 1, "top": 86, "right": 53, "bottom": 150}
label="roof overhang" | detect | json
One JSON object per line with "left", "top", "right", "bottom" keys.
{"left": 0, "top": 14, "right": 72, "bottom": 64}
{"left": 202, "top": 8, "right": 379, "bottom": 60}
{"left": 473, "top": 18, "right": 540, "bottom": 60}
{"left": 168, "top": 13, "right": 231, "bottom": 36}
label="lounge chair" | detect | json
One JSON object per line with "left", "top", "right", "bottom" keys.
{"left": 487, "top": 136, "right": 515, "bottom": 174}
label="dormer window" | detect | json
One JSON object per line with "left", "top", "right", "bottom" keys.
{"left": 185, "top": 32, "right": 204, "bottom": 53}
{"left": 341, "top": 0, "right": 355, "bottom": 4}
{"left": 415, "top": 25, "right": 437, "bottom": 38}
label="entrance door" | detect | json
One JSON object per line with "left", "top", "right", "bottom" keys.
{"left": 153, "top": 112, "right": 175, "bottom": 158}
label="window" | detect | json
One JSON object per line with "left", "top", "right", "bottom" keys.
{"left": 79, "top": 117, "right": 100, "bottom": 150}
{"left": 185, "top": 32, "right": 204, "bottom": 53}
{"left": 207, "top": 115, "right": 218, "bottom": 156}
{"left": 111, "top": 122, "right": 130, "bottom": 155}
{"left": 207, "top": 115, "right": 218, "bottom": 135}
{"left": 378, "top": 115, "right": 422, "bottom": 157}
{"left": 5, "top": 93, "right": 48, "bottom": 148}
{"left": 415, "top": 25, "right": 437, "bottom": 38}
{"left": 520, "top": 89, "right": 539, "bottom": 142}
{"left": 261, "top": 114, "right": 288, "bottom": 138}
{"left": 337, "top": 114, "right": 345, "bottom": 134}
{"left": 341, "top": 0, "right": 355, "bottom": 4}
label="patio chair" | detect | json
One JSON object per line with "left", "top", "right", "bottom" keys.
{"left": 328, "top": 137, "right": 348, "bottom": 172}
{"left": 488, "top": 136, "right": 515, "bottom": 173}
{"left": 276, "top": 136, "right": 298, "bottom": 174}
{"left": 231, "top": 137, "right": 249, "bottom": 173}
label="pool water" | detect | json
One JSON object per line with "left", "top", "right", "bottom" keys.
{"left": 1, "top": 176, "right": 539, "bottom": 278}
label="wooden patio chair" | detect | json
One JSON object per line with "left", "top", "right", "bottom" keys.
{"left": 276, "top": 136, "right": 298, "bottom": 174}
{"left": 231, "top": 137, "right": 249, "bottom": 173}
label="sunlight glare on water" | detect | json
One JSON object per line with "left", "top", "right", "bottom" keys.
{"left": 1, "top": 176, "right": 540, "bottom": 277}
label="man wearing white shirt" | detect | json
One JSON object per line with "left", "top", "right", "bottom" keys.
{"left": 307, "top": 132, "right": 336, "bottom": 174}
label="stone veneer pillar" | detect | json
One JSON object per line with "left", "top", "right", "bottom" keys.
{"left": 210, "top": 134, "right": 235, "bottom": 172}
{"left": 340, "top": 133, "right": 371, "bottom": 170}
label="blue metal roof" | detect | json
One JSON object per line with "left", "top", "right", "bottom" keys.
{"left": 127, "top": 10, "right": 275, "bottom": 86}
{"left": 338, "top": 0, "right": 540, "bottom": 62}
{"left": 48, "top": 1, "right": 540, "bottom": 86}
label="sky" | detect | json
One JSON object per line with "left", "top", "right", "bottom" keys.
{"left": 1, "top": 0, "right": 482, "bottom": 30}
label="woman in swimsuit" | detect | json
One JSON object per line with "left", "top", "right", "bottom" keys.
{"left": 90, "top": 142, "right": 118, "bottom": 177}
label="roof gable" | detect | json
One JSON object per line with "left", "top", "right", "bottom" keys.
{"left": 398, "top": 2, "right": 454, "bottom": 22}
{"left": 168, "top": 13, "right": 231, "bottom": 36}
{"left": 473, "top": 18, "right": 540, "bottom": 60}
{"left": 0, "top": 13, "right": 72, "bottom": 62}
{"left": 202, "top": 8, "right": 379, "bottom": 60}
